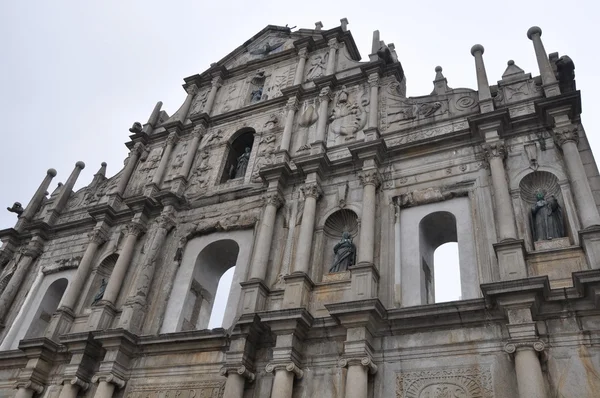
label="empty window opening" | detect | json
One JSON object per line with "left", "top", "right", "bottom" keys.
{"left": 208, "top": 266, "right": 235, "bottom": 328}
{"left": 221, "top": 129, "right": 254, "bottom": 183}
{"left": 434, "top": 242, "right": 461, "bottom": 303}
{"left": 419, "top": 211, "right": 461, "bottom": 304}
{"left": 24, "top": 278, "right": 68, "bottom": 339}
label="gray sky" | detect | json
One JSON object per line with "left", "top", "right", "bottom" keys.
{"left": 2, "top": 1, "right": 598, "bottom": 321}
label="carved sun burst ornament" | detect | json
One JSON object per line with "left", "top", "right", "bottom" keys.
{"left": 324, "top": 209, "right": 359, "bottom": 239}
{"left": 519, "top": 171, "right": 561, "bottom": 204}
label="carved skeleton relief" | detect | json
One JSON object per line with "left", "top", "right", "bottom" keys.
{"left": 396, "top": 365, "right": 494, "bottom": 398}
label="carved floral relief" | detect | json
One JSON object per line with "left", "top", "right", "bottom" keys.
{"left": 396, "top": 365, "right": 494, "bottom": 398}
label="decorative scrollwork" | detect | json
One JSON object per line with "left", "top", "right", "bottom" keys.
{"left": 88, "top": 229, "right": 108, "bottom": 245}
{"left": 166, "top": 132, "right": 179, "bottom": 146}
{"left": 553, "top": 125, "right": 579, "bottom": 147}
{"left": 359, "top": 169, "right": 381, "bottom": 187}
{"left": 504, "top": 340, "right": 545, "bottom": 354}
{"left": 264, "top": 192, "right": 284, "bottom": 208}
{"left": 125, "top": 222, "right": 146, "bottom": 237}
{"left": 265, "top": 362, "right": 304, "bottom": 379}
{"left": 300, "top": 182, "right": 322, "bottom": 200}
{"left": 481, "top": 140, "right": 507, "bottom": 160}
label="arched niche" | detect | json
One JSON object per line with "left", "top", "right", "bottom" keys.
{"left": 220, "top": 128, "right": 255, "bottom": 183}
{"left": 398, "top": 197, "right": 478, "bottom": 307}
{"left": 79, "top": 253, "right": 118, "bottom": 313}
{"left": 24, "top": 278, "right": 68, "bottom": 339}
{"left": 517, "top": 171, "right": 578, "bottom": 250}
{"left": 322, "top": 209, "right": 359, "bottom": 276}
{"left": 160, "top": 229, "right": 254, "bottom": 333}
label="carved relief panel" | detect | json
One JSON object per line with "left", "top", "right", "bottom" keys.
{"left": 327, "top": 84, "right": 369, "bottom": 146}
{"left": 189, "top": 86, "right": 211, "bottom": 116}
{"left": 125, "top": 380, "right": 225, "bottom": 398}
{"left": 294, "top": 98, "right": 319, "bottom": 152}
{"left": 304, "top": 50, "right": 329, "bottom": 82}
{"left": 396, "top": 365, "right": 494, "bottom": 397}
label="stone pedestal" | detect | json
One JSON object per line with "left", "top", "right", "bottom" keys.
{"left": 493, "top": 240, "right": 528, "bottom": 280}
{"left": 349, "top": 263, "right": 380, "bottom": 300}
{"left": 580, "top": 226, "right": 600, "bottom": 269}
{"left": 282, "top": 272, "right": 314, "bottom": 309}
{"left": 44, "top": 307, "right": 75, "bottom": 340}
{"left": 239, "top": 279, "right": 269, "bottom": 314}
{"left": 87, "top": 301, "right": 117, "bottom": 331}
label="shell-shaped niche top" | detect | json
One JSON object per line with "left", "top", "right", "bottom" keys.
{"left": 519, "top": 171, "right": 561, "bottom": 203}
{"left": 323, "top": 209, "right": 359, "bottom": 239}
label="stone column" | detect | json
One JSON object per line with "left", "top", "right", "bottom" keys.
{"left": 527, "top": 26, "right": 560, "bottom": 97}
{"left": 51, "top": 161, "right": 86, "bottom": 216}
{"left": 357, "top": 170, "right": 380, "bottom": 265}
{"left": 339, "top": 357, "right": 378, "bottom": 398}
{"left": 14, "top": 383, "right": 44, "bottom": 398}
{"left": 17, "top": 168, "right": 57, "bottom": 227}
{"left": 314, "top": 87, "right": 332, "bottom": 143}
{"left": 394, "top": 201, "right": 402, "bottom": 306}
{"left": 204, "top": 77, "right": 223, "bottom": 115}
{"left": 554, "top": 126, "right": 600, "bottom": 228}
{"left": 92, "top": 375, "right": 125, "bottom": 398}
{"left": 280, "top": 97, "right": 299, "bottom": 153}
{"left": 293, "top": 182, "right": 321, "bottom": 274}
{"left": 59, "top": 229, "right": 107, "bottom": 311}
{"left": 220, "top": 366, "right": 255, "bottom": 398}
{"left": 505, "top": 342, "right": 546, "bottom": 398}
{"left": 58, "top": 379, "right": 90, "bottom": 398}
{"left": 179, "top": 84, "right": 199, "bottom": 123}
{"left": 0, "top": 239, "right": 43, "bottom": 324}
{"left": 178, "top": 125, "right": 205, "bottom": 179}
{"left": 266, "top": 363, "right": 303, "bottom": 398}
{"left": 150, "top": 132, "right": 178, "bottom": 187}
{"left": 482, "top": 141, "right": 518, "bottom": 241}
{"left": 119, "top": 210, "right": 175, "bottom": 333}
{"left": 102, "top": 222, "right": 145, "bottom": 305}
{"left": 293, "top": 48, "right": 308, "bottom": 86}
{"left": 249, "top": 192, "right": 283, "bottom": 280}
{"left": 470, "top": 44, "right": 494, "bottom": 113}
{"left": 367, "top": 73, "right": 379, "bottom": 130}
{"left": 325, "top": 38, "right": 338, "bottom": 75}
{"left": 115, "top": 142, "right": 145, "bottom": 196}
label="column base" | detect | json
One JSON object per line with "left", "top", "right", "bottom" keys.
{"left": 44, "top": 307, "right": 75, "bottom": 340}
{"left": 493, "top": 239, "right": 528, "bottom": 280}
{"left": 282, "top": 272, "right": 314, "bottom": 309}
{"left": 87, "top": 301, "right": 117, "bottom": 331}
{"left": 579, "top": 226, "right": 600, "bottom": 269}
{"left": 239, "top": 279, "right": 270, "bottom": 314}
{"left": 363, "top": 127, "right": 380, "bottom": 142}
{"left": 273, "top": 149, "right": 291, "bottom": 165}
{"left": 349, "top": 262, "right": 380, "bottom": 300}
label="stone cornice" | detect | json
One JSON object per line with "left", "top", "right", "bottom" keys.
{"left": 534, "top": 90, "right": 582, "bottom": 126}
{"left": 138, "top": 329, "right": 229, "bottom": 356}
{"left": 467, "top": 108, "right": 511, "bottom": 140}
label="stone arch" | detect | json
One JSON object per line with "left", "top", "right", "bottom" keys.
{"left": 160, "top": 229, "right": 254, "bottom": 333}
{"left": 24, "top": 278, "right": 68, "bottom": 339}
{"left": 220, "top": 128, "right": 255, "bottom": 183}
{"left": 80, "top": 253, "right": 119, "bottom": 311}
{"left": 511, "top": 164, "right": 568, "bottom": 192}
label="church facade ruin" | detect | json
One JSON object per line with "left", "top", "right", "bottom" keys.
{"left": 0, "top": 20, "right": 599, "bottom": 398}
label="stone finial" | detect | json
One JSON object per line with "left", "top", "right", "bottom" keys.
{"left": 526, "top": 25, "right": 560, "bottom": 97}
{"left": 315, "top": 21, "right": 323, "bottom": 31}
{"left": 75, "top": 161, "right": 86, "bottom": 170}
{"left": 432, "top": 66, "right": 450, "bottom": 95}
{"left": 470, "top": 44, "right": 484, "bottom": 56}
{"left": 434, "top": 66, "right": 444, "bottom": 80}
{"left": 470, "top": 44, "right": 494, "bottom": 113}
{"left": 527, "top": 26, "right": 542, "bottom": 40}
{"left": 96, "top": 162, "right": 107, "bottom": 177}
{"left": 500, "top": 60, "right": 529, "bottom": 84}
{"left": 51, "top": 182, "right": 64, "bottom": 197}
{"left": 47, "top": 168, "right": 57, "bottom": 177}
{"left": 129, "top": 122, "right": 143, "bottom": 134}
{"left": 340, "top": 18, "right": 349, "bottom": 32}
{"left": 371, "top": 30, "right": 381, "bottom": 55}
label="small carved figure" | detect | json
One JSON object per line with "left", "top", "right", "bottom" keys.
{"left": 250, "top": 86, "right": 263, "bottom": 103}
{"left": 231, "top": 147, "right": 251, "bottom": 179}
{"left": 307, "top": 54, "right": 327, "bottom": 80}
{"left": 555, "top": 55, "right": 576, "bottom": 93}
{"left": 248, "top": 41, "right": 285, "bottom": 57}
{"left": 329, "top": 231, "right": 356, "bottom": 273}
{"left": 174, "top": 237, "right": 187, "bottom": 264}
{"left": 531, "top": 191, "right": 565, "bottom": 242}
{"left": 129, "top": 122, "right": 143, "bottom": 134}
{"left": 6, "top": 202, "right": 23, "bottom": 216}
{"left": 92, "top": 278, "right": 107, "bottom": 305}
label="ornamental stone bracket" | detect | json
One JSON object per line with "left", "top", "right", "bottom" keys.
{"left": 338, "top": 356, "right": 378, "bottom": 375}
{"left": 219, "top": 365, "right": 256, "bottom": 382}
{"left": 91, "top": 374, "right": 127, "bottom": 389}
{"left": 265, "top": 362, "right": 304, "bottom": 379}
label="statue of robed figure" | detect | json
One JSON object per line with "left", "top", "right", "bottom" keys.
{"left": 530, "top": 191, "right": 565, "bottom": 242}
{"left": 329, "top": 231, "right": 356, "bottom": 273}
{"left": 230, "top": 147, "right": 251, "bottom": 179}
{"left": 92, "top": 278, "right": 107, "bottom": 305}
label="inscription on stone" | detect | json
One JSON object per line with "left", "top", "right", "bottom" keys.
{"left": 125, "top": 381, "right": 225, "bottom": 398}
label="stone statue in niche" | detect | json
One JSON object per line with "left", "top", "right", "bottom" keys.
{"left": 249, "top": 71, "right": 267, "bottom": 104}
{"left": 6, "top": 202, "right": 23, "bottom": 216}
{"left": 92, "top": 278, "right": 107, "bottom": 305}
{"left": 531, "top": 190, "right": 565, "bottom": 241}
{"left": 329, "top": 231, "right": 356, "bottom": 273}
{"left": 231, "top": 147, "right": 251, "bottom": 179}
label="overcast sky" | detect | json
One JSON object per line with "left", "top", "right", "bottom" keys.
{"left": 2, "top": 1, "right": 598, "bottom": 321}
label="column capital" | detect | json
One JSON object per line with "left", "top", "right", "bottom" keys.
{"left": 21, "top": 240, "right": 44, "bottom": 258}
{"left": 125, "top": 222, "right": 146, "bottom": 237}
{"left": 338, "top": 356, "right": 378, "bottom": 374}
{"left": 481, "top": 140, "right": 507, "bottom": 161}
{"left": 318, "top": 86, "right": 333, "bottom": 101}
{"left": 327, "top": 37, "right": 339, "bottom": 49}
{"left": 368, "top": 72, "right": 380, "bottom": 87}
{"left": 265, "top": 362, "right": 304, "bottom": 379}
{"left": 91, "top": 374, "right": 126, "bottom": 389}
{"left": 155, "top": 212, "right": 176, "bottom": 231}
{"left": 14, "top": 380, "right": 44, "bottom": 394}
{"left": 219, "top": 364, "right": 256, "bottom": 382}
{"left": 300, "top": 182, "right": 322, "bottom": 200}
{"left": 297, "top": 47, "right": 309, "bottom": 58}
{"left": 191, "top": 123, "right": 207, "bottom": 139}
{"left": 211, "top": 76, "right": 223, "bottom": 88}
{"left": 165, "top": 131, "right": 179, "bottom": 146}
{"left": 285, "top": 96, "right": 299, "bottom": 111}
{"left": 66, "top": 377, "right": 90, "bottom": 391}
{"left": 88, "top": 229, "right": 108, "bottom": 245}
{"left": 553, "top": 125, "right": 579, "bottom": 147}
{"left": 359, "top": 169, "right": 381, "bottom": 188}
{"left": 185, "top": 84, "right": 199, "bottom": 96}
{"left": 132, "top": 142, "right": 146, "bottom": 155}
{"left": 504, "top": 340, "right": 545, "bottom": 354}
{"left": 264, "top": 191, "right": 284, "bottom": 209}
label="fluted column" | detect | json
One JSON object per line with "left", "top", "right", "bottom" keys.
{"left": 482, "top": 141, "right": 518, "bottom": 241}
{"left": 554, "top": 126, "right": 600, "bottom": 228}
{"left": 249, "top": 192, "right": 283, "bottom": 280}
{"left": 293, "top": 48, "right": 308, "bottom": 85}
{"left": 119, "top": 210, "right": 175, "bottom": 333}
{"left": 325, "top": 38, "right": 338, "bottom": 75}
{"left": 150, "top": 132, "right": 178, "bottom": 187}
{"left": 0, "top": 239, "right": 43, "bottom": 324}
{"left": 367, "top": 73, "right": 379, "bottom": 130}
{"left": 17, "top": 168, "right": 57, "bottom": 228}
{"left": 221, "top": 366, "right": 255, "bottom": 398}
{"left": 293, "top": 182, "right": 321, "bottom": 274}
{"left": 339, "top": 357, "right": 378, "bottom": 398}
{"left": 204, "top": 77, "right": 223, "bottom": 115}
{"left": 266, "top": 363, "right": 303, "bottom": 398}
{"left": 470, "top": 44, "right": 494, "bottom": 114}
{"left": 59, "top": 229, "right": 107, "bottom": 311}
{"left": 314, "top": 87, "right": 332, "bottom": 143}
{"left": 527, "top": 26, "right": 560, "bottom": 97}
{"left": 102, "top": 222, "right": 145, "bottom": 305}
{"left": 179, "top": 84, "right": 199, "bottom": 122}
{"left": 280, "top": 97, "right": 299, "bottom": 153}
{"left": 178, "top": 125, "right": 205, "bottom": 179}
{"left": 115, "top": 142, "right": 145, "bottom": 196}
{"left": 505, "top": 342, "right": 546, "bottom": 398}
{"left": 358, "top": 170, "right": 380, "bottom": 265}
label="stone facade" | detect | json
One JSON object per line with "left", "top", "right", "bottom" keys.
{"left": 0, "top": 21, "right": 599, "bottom": 398}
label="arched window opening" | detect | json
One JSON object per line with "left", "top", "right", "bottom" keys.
{"left": 434, "top": 242, "right": 461, "bottom": 302}
{"left": 24, "top": 278, "right": 68, "bottom": 339}
{"left": 81, "top": 254, "right": 118, "bottom": 311}
{"left": 208, "top": 267, "right": 236, "bottom": 328}
{"left": 180, "top": 239, "right": 239, "bottom": 331}
{"left": 221, "top": 129, "right": 254, "bottom": 183}
{"left": 419, "top": 211, "right": 460, "bottom": 304}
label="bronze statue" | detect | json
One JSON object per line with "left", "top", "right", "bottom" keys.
{"left": 92, "top": 278, "right": 107, "bottom": 305}
{"left": 531, "top": 191, "right": 565, "bottom": 242}
{"left": 329, "top": 231, "right": 356, "bottom": 273}
{"left": 6, "top": 202, "right": 23, "bottom": 216}
{"left": 232, "top": 147, "right": 251, "bottom": 179}
{"left": 250, "top": 86, "right": 263, "bottom": 103}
